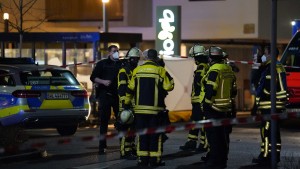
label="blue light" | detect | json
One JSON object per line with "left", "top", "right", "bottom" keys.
{"left": 291, "top": 19, "right": 300, "bottom": 36}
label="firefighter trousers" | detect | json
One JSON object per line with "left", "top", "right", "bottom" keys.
{"left": 259, "top": 109, "right": 281, "bottom": 160}
{"left": 135, "top": 114, "right": 163, "bottom": 163}
{"left": 204, "top": 104, "right": 228, "bottom": 166}
{"left": 188, "top": 103, "right": 208, "bottom": 149}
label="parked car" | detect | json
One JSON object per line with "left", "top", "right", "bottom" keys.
{"left": 0, "top": 58, "right": 90, "bottom": 136}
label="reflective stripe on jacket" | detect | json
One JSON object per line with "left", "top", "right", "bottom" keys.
{"left": 125, "top": 60, "right": 174, "bottom": 114}
{"left": 118, "top": 66, "right": 133, "bottom": 111}
{"left": 256, "top": 60, "right": 287, "bottom": 109}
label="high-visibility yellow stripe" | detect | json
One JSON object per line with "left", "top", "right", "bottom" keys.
{"left": 264, "top": 137, "right": 269, "bottom": 157}
{"left": 188, "top": 134, "right": 198, "bottom": 140}
{"left": 0, "top": 105, "right": 29, "bottom": 118}
{"left": 120, "top": 136, "right": 126, "bottom": 156}
{"left": 40, "top": 100, "right": 73, "bottom": 109}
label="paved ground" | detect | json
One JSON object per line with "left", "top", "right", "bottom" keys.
{"left": 1, "top": 111, "right": 300, "bottom": 169}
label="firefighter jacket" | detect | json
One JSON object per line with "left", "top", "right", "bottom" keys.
{"left": 200, "top": 61, "right": 237, "bottom": 112}
{"left": 256, "top": 60, "right": 287, "bottom": 110}
{"left": 125, "top": 60, "right": 174, "bottom": 114}
{"left": 118, "top": 63, "right": 134, "bottom": 111}
{"left": 191, "top": 63, "right": 209, "bottom": 103}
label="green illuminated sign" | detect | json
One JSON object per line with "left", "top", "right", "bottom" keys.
{"left": 156, "top": 6, "right": 181, "bottom": 56}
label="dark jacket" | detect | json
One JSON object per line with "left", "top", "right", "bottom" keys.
{"left": 90, "top": 58, "right": 122, "bottom": 97}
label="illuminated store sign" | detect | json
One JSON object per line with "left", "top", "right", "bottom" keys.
{"left": 156, "top": 6, "right": 181, "bottom": 56}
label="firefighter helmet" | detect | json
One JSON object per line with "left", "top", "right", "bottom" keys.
{"left": 119, "top": 109, "right": 134, "bottom": 124}
{"left": 125, "top": 47, "right": 142, "bottom": 59}
{"left": 189, "top": 44, "right": 206, "bottom": 57}
{"left": 143, "top": 49, "right": 158, "bottom": 60}
{"left": 209, "top": 46, "right": 226, "bottom": 60}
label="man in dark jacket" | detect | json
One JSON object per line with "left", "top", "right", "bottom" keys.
{"left": 90, "top": 45, "right": 122, "bottom": 154}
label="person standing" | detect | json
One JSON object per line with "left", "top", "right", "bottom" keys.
{"left": 250, "top": 46, "right": 263, "bottom": 116}
{"left": 200, "top": 46, "right": 237, "bottom": 168}
{"left": 90, "top": 45, "right": 122, "bottom": 154}
{"left": 124, "top": 49, "right": 174, "bottom": 166}
{"left": 252, "top": 46, "right": 287, "bottom": 166}
{"left": 117, "top": 47, "right": 142, "bottom": 160}
{"left": 179, "top": 44, "right": 209, "bottom": 153}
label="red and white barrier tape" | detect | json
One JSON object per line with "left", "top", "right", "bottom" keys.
{"left": 228, "top": 59, "right": 300, "bottom": 69}
{"left": 1, "top": 110, "right": 300, "bottom": 154}
{"left": 60, "top": 61, "right": 95, "bottom": 68}
{"left": 227, "top": 60, "right": 258, "bottom": 65}
{"left": 54, "top": 58, "right": 300, "bottom": 70}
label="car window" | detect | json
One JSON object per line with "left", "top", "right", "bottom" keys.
{"left": 281, "top": 32, "right": 300, "bottom": 67}
{"left": 0, "top": 70, "right": 15, "bottom": 86}
{"left": 20, "top": 70, "right": 79, "bottom": 86}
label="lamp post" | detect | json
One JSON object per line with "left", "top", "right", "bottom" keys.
{"left": 102, "top": 0, "right": 109, "bottom": 33}
{"left": 3, "top": 13, "right": 9, "bottom": 33}
{"left": 2, "top": 13, "right": 9, "bottom": 58}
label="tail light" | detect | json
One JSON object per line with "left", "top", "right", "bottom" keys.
{"left": 71, "top": 90, "right": 88, "bottom": 98}
{"left": 12, "top": 90, "right": 41, "bottom": 98}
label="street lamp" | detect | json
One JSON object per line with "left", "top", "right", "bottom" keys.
{"left": 102, "top": 0, "right": 109, "bottom": 33}
{"left": 3, "top": 13, "right": 9, "bottom": 33}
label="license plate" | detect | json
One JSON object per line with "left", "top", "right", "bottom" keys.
{"left": 47, "top": 92, "right": 69, "bottom": 100}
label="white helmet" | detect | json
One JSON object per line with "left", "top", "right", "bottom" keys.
{"left": 125, "top": 47, "right": 142, "bottom": 59}
{"left": 119, "top": 109, "right": 134, "bottom": 124}
{"left": 189, "top": 44, "right": 206, "bottom": 58}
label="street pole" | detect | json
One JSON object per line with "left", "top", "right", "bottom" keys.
{"left": 2, "top": 13, "right": 9, "bottom": 58}
{"left": 102, "top": 0, "right": 109, "bottom": 33}
{"left": 271, "top": 0, "right": 278, "bottom": 169}
{"left": 102, "top": 0, "right": 109, "bottom": 59}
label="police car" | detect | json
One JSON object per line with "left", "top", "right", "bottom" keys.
{"left": 0, "top": 58, "right": 90, "bottom": 136}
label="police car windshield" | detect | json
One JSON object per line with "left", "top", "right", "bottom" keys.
{"left": 281, "top": 31, "right": 300, "bottom": 67}
{"left": 20, "top": 70, "right": 79, "bottom": 86}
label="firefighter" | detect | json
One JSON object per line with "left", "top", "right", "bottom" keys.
{"left": 124, "top": 49, "right": 174, "bottom": 166}
{"left": 90, "top": 45, "right": 122, "bottom": 154}
{"left": 199, "top": 46, "right": 237, "bottom": 168}
{"left": 252, "top": 46, "right": 287, "bottom": 166}
{"left": 179, "top": 44, "right": 209, "bottom": 153}
{"left": 117, "top": 47, "right": 142, "bottom": 160}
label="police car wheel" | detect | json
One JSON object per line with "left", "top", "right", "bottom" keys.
{"left": 56, "top": 125, "right": 78, "bottom": 136}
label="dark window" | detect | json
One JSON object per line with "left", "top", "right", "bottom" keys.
{"left": 0, "top": 70, "right": 15, "bottom": 86}
{"left": 281, "top": 31, "right": 300, "bottom": 71}
{"left": 20, "top": 70, "right": 79, "bottom": 86}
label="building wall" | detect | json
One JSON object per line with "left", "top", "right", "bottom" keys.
{"left": 2, "top": 0, "right": 298, "bottom": 43}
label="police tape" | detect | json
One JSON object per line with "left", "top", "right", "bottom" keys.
{"left": 60, "top": 61, "right": 95, "bottom": 68}
{"left": 59, "top": 58, "right": 300, "bottom": 70}
{"left": 227, "top": 60, "right": 259, "bottom": 65}
{"left": 227, "top": 60, "right": 300, "bottom": 69}
{"left": 1, "top": 110, "right": 300, "bottom": 154}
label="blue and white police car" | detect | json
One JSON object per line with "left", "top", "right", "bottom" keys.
{"left": 0, "top": 58, "right": 90, "bottom": 136}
